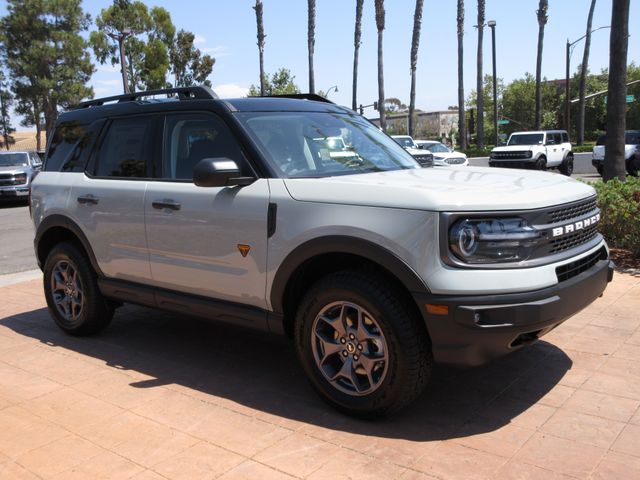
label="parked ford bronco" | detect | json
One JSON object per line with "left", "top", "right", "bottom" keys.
{"left": 489, "top": 130, "right": 574, "bottom": 175}
{"left": 31, "top": 87, "right": 613, "bottom": 416}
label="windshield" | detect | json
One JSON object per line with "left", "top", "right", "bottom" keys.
{"left": 237, "top": 112, "right": 419, "bottom": 178}
{"left": 508, "top": 133, "right": 544, "bottom": 146}
{"left": 0, "top": 153, "right": 29, "bottom": 167}
{"left": 392, "top": 136, "right": 414, "bottom": 148}
{"left": 422, "top": 143, "right": 449, "bottom": 153}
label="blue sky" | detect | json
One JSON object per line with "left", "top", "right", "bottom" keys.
{"left": 1, "top": 0, "right": 638, "bottom": 120}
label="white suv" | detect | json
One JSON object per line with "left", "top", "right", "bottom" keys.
{"left": 490, "top": 130, "right": 574, "bottom": 175}
{"left": 31, "top": 88, "right": 612, "bottom": 416}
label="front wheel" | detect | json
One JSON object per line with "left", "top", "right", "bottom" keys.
{"left": 559, "top": 155, "right": 574, "bottom": 176}
{"left": 534, "top": 156, "right": 547, "bottom": 171}
{"left": 294, "top": 270, "right": 432, "bottom": 417}
{"left": 626, "top": 155, "right": 639, "bottom": 177}
{"left": 43, "top": 242, "right": 114, "bottom": 336}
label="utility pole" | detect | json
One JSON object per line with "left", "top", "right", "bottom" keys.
{"left": 488, "top": 20, "right": 498, "bottom": 146}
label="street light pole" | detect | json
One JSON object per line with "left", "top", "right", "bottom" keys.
{"left": 564, "top": 26, "right": 610, "bottom": 137}
{"left": 488, "top": 20, "right": 498, "bottom": 146}
{"left": 325, "top": 85, "right": 339, "bottom": 98}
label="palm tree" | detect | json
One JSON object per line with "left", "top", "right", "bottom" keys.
{"left": 457, "top": 0, "right": 466, "bottom": 150}
{"left": 577, "top": 0, "right": 597, "bottom": 145}
{"left": 375, "top": 0, "right": 386, "bottom": 131}
{"left": 408, "top": 0, "right": 424, "bottom": 138}
{"left": 253, "top": 0, "right": 266, "bottom": 96}
{"left": 476, "top": 0, "right": 485, "bottom": 147}
{"left": 352, "top": 0, "right": 364, "bottom": 111}
{"left": 307, "top": 0, "right": 315, "bottom": 94}
{"left": 534, "top": 0, "right": 548, "bottom": 130}
{"left": 603, "top": 0, "right": 630, "bottom": 181}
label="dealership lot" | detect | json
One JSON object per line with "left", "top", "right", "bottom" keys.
{"left": 0, "top": 269, "right": 639, "bottom": 479}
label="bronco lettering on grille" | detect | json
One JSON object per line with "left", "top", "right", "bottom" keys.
{"left": 552, "top": 213, "right": 600, "bottom": 237}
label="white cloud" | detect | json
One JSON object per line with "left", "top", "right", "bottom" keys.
{"left": 193, "top": 34, "right": 206, "bottom": 45}
{"left": 213, "top": 83, "right": 249, "bottom": 98}
{"left": 96, "top": 64, "right": 120, "bottom": 73}
{"left": 201, "top": 46, "right": 231, "bottom": 58}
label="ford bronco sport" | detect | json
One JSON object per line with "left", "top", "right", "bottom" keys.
{"left": 31, "top": 87, "right": 613, "bottom": 416}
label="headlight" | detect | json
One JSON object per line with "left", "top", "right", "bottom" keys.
{"left": 449, "top": 218, "right": 541, "bottom": 264}
{"left": 526, "top": 150, "right": 533, "bottom": 158}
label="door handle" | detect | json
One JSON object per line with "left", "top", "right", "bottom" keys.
{"left": 152, "top": 199, "right": 181, "bottom": 211}
{"left": 77, "top": 194, "right": 99, "bottom": 205}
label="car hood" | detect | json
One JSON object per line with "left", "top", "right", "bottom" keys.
{"left": 0, "top": 165, "right": 29, "bottom": 173}
{"left": 283, "top": 166, "right": 595, "bottom": 211}
{"left": 492, "top": 145, "right": 537, "bottom": 152}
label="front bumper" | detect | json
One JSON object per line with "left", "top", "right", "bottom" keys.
{"left": 414, "top": 250, "right": 613, "bottom": 367}
{"left": 0, "top": 186, "right": 29, "bottom": 197}
{"left": 489, "top": 159, "right": 535, "bottom": 168}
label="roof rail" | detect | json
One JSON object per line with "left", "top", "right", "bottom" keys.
{"left": 267, "top": 93, "right": 334, "bottom": 104}
{"left": 76, "top": 86, "right": 218, "bottom": 109}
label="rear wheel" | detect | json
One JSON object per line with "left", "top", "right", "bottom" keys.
{"left": 559, "top": 154, "right": 574, "bottom": 176}
{"left": 596, "top": 165, "right": 604, "bottom": 176}
{"left": 43, "top": 242, "right": 114, "bottom": 336}
{"left": 294, "top": 270, "right": 432, "bottom": 417}
{"left": 534, "top": 156, "right": 547, "bottom": 171}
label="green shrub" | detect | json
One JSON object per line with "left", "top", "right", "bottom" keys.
{"left": 572, "top": 145, "right": 595, "bottom": 153}
{"left": 463, "top": 146, "right": 492, "bottom": 158}
{"left": 592, "top": 177, "right": 640, "bottom": 257}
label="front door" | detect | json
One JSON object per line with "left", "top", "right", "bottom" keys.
{"left": 144, "top": 113, "right": 270, "bottom": 310}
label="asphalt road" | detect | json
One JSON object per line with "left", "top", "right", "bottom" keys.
{"left": 0, "top": 199, "right": 38, "bottom": 275}
{"left": 0, "top": 153, "right": 600, "bottom": 276}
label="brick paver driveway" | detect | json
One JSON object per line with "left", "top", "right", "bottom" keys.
{"left": 1, "top": 273, "right": 639, "bottom": 479}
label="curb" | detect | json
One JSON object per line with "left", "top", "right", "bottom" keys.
{"left": 0, "top": 269, "right": 42, "bottom": 287}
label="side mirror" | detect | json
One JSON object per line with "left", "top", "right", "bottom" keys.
{"left": 193, "top": 158, "right": 255, "bottom": 187}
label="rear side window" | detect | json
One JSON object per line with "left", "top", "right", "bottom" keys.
{"left": 561, "top": 132, "right": 569, "bottom": 143}
{"left": 625, "top": 132, "right": 639, "bottom": 145}
{"left": 94, "top": 117, "right": 153, "bottom": 178}
{"left": 45, "top": 122, "right": 88, "bottom": 171}
{"left": 596, "top": 135, "right": 606, "bottom": 146}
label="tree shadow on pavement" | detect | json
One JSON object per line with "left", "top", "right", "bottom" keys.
{"left": 1, "top": 304, "right": 572, "bottom": 442}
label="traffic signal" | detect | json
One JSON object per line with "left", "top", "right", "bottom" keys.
{"left": 373, "top": 101, "right": 378, "bottom": 111}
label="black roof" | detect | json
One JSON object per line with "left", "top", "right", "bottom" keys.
{"left": 58, "top": 87, "right": 353, "bottom": 125}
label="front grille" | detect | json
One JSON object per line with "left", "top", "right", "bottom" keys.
{"left": 549, "top": 223, "right": 599, "bottom": 253}
{"left": 446, "top": 157, "right": 466, "bottom": 165}
{"left": 491, "top": 151, "right": 531, "bottom": 159}
{"left": 547, "top": 196, "right": 597, "bottom": 223}
{"left": 0, "top": 174, "right": 26, "bottom": 186}
{"left": 413, "top": 153, "right": 433, "bottom": 167}
{"left": 556, "top": 247, "right": 606, "bottom": 282}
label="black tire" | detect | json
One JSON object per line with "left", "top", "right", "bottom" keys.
{"left": 596, "top": 165, "right": 604, "bottom": 176}
{"left": 534, "top": 156, "right": 547, "bottom": 171}
{"left": 559, "top": 154, "right": 574, "bottom": 176}
{"left": 294, "top": 270, "right": 432, "bottom": 417}
{"left": 626, "top": 155, "right": 639, "bottom": 177}
{"left": 43, "top": 242, "right": 114, "bottom": 336}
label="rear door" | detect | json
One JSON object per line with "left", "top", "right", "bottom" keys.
{"left": 69, "top": 115, "right": 159, "bottom": 283}
{"left": 144, "top": 112, "right": 270, "bottom": 310}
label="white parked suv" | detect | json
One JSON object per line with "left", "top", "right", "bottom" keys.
{"left": 31, "top": 88, "right": 612, "bottom": 416}
{"left": 592, "top": 130, "right": 640, "bottom": 176}
{"left": 490, "top": 130, "right": 574, "bottom": 175}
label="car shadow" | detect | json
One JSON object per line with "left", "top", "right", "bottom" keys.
{"left": 0, "top": 199, "right": 28, "bottom": 209}
{"left": 1, "top": 304, "right": 572, "bottom": 441}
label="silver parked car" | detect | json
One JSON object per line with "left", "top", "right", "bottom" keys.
{"left": 0, "top": 151, "right": 42, "bottom": 201}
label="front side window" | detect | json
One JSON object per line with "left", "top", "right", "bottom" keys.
{"left": 237, "top": 112, "right": 418, "bottom": 178}
{"left": 508, "top": 133, "right": 544, "bottom": 146}
{"left": 95, "top": 117, "right": 152, "bottom": 178}
{"left": 162, "top": 113, "right": 246, "bottom": 181}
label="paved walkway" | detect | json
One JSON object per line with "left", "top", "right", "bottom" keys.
{"left": 1, "top": 273, "right": 639, "bottom": 479}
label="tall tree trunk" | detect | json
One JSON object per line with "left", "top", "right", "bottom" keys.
{"left": 408, "top": 0, "right": 424, "bottom": 138}
{"left": 457, "top": 0, "right": 466, "bottom": 150}
{"left": 476, "top": 0, "right": 485, "bottom": 147}
{"left": 352, "top": 0, "right": 364, "bottom": 111}
{"left": 603, "top": 0, "right": 630, "bottom": 182}
{"left": 34, "top": 103, "right": 42, "bottom": 152}
{"left": 118, "top": 36, "right": 130, "bottom": 94}
{"left": 253, "top": 1, "right": 266, "bottom": 96}
{"left": 534, "top": 0, "right": 548, "bottom": 130}
{"left": 307, "top": 0, "right": 315, "bottom": 94}
{"left": 375, "top": 0, "right": 386, "bottom": 132}
{"left": 577, "top": 0, "right": 597, "bottom": 145}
